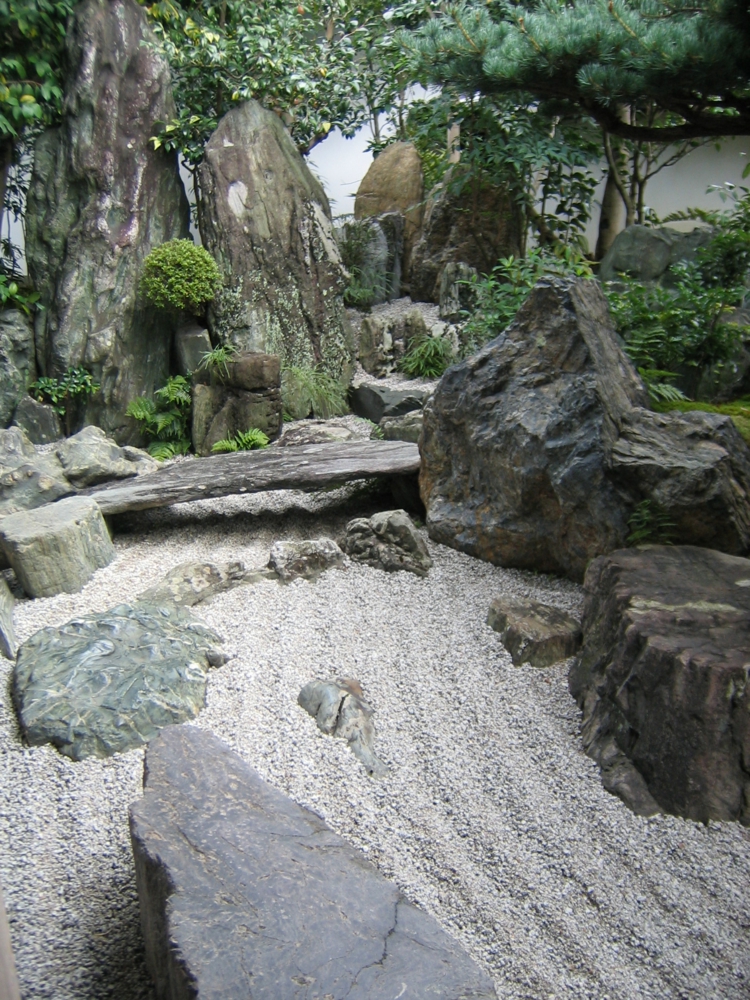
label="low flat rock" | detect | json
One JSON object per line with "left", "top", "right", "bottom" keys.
{"left": 129, "top": 725, "right": 498, "bottom": 1000}
{"left": 569, "top": 545, "right": 750, "bottom": 823}
{"left": 487, "top": 597, "right": 581, "bottom": 668}
{"left": 0, "top": 496, "right": 114, "bottom": 598}
{"left": 268, "top": 538, "right": 345, "bottom": 581}
{"left": 342, "top": 509, "right": 432, "bottom": 576}
{"left": 14, "top": 602, "right": 224, "bottom": 760}
{"left": 138, "top": 560, "right": 267, "bottom": 607}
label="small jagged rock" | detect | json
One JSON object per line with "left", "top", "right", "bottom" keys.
{"left": 14, "top": 602, "right": 223, "bottom": 759}
{"left": 349, "top": 383, "right": 429, "bottom": 424}
{"left": 12, "top": 396, "right": 62, "bottom": 445}
{"left": 298, "top": 677, "right": 388, "bottom": 777}
{"left": 129, "top": 726, "right": 497, "bottom": 999}
{"left": 488, "top": 597, "right": 582, "bottom": 668}
{"left": 268, "top": 538, "right": 345, "bottom": 581}
{"left": 0, "top": 578, "right": 17, "bottom": 660}
{"left": 0, "top": 496, "right": 114, "bottom": 598}
{"left": 379, "top": 409, "right": 423, "bottom": 444}
{"left": 56, "top": 426, "right": 156, "bottom": 487}
{"left": 342, "top": 509, "right": 432, "bottom": 577}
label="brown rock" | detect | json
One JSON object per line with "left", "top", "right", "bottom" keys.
{"left": 219, "top": 352, "right": 281, "bottom": 391}
{"left": 355, "top": 142, "right": 425, "bottom": 276}
{"left": 191, "top": 383, "right": 282, "bottom": 455}
{"left": 488, "top": 598, "right": 581, "bottom": 667}
{"left": 410, "top": 170, "right": 523, "bottom": 303}
{"left": 569, "top": 545, "right": 750, "bottom": 824}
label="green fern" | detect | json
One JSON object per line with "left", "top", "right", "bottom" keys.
{"left": 399, "top": 336, "right": 454, "bottom": 379}
{"left": 281, "top": 366, "right": 348, "bottom": 420}
{"left": 211, "top": 427, "right": 270, "bottom": 453}
{"left": 127, "top": 374, "right": 192, "bottom": 459}
{"left": 637, "top": 369, "right": 688, "bottom": 404}
{"left": 147, "top": 439, "right": 191, "bottom": 461}
{"left": 198, "top": 343, "right": 238, "bottom": 379}
{"left": 627, "top": 500, "right": 677, "bottom": 546}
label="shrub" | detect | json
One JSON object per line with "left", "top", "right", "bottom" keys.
{"left": 140, "top": 239, "right": 222, "bottom": 314}
{"left": 126, "top": 374, "right": 192, "bottom": 459}
{"left": 281, "top": 366, "right": 348, "bottom": 420}
{"left": 0, "top": 274, "right": 40, "bottom": 315}
{"left": 29, "top": 367, "right": 100, "bottom": 435}
{"left": 211, "top": 427, "right": 270, "bottom": 453}
{"left": 398, "top": 335, "right": 454, "bottom": 379}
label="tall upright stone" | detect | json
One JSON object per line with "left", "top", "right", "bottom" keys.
{"left": 25, "top": 0, "right": 190, "bottom": 442}
{"left": 197, "top": 101, "right": 354, "bottom": 381}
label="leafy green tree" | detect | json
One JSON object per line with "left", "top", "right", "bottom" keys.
{"left": 0, "top": 0, "right": 73, "bottom": 258}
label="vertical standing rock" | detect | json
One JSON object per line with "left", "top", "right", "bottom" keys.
{"left": 25, "top": 0, "right": 190, "bottom": 442}
{"left": 197, "top": 101, "right": 354, "bottom": 381}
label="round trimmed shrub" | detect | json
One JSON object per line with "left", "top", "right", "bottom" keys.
{"left": 141, "top": 239, "right": 222, "bottom": 314}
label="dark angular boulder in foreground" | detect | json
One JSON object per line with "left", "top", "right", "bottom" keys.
{"left": 130, "top": 726, "right": 497, "bottom": 1000}
{"left": 569, "top": 545, "right": 750, "bottom": 824}
{"left": 420, "top": 278, "right": 750, "bottom": 580}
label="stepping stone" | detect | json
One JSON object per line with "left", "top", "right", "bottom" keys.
{"left": 298, "top": 677, "right": 388, "bottom": 777}
{"left": 349, "top": 383, "right": 430, "bottom": 424}
{"left": 129, "top": 726, "right": 498, "bottom": 1000}
{"left": 268, "top": 538, "right": 345, "bottom": 581}
{"left": 0, "top": 496, "right": 114, "bottom": 598}
{"left": 342, "top": 509, "right": 432, "bottom": 577}
{"left": 487, "top": 597, "right": 582, "bottom": 667}
{"left": 14, "top": 601, "right": 224, "bottom": 759}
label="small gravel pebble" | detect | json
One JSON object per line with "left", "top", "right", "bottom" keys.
{"left": 1, "top": 483, "right": 749, "bottom": 1000}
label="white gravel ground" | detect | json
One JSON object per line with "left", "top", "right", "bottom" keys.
{"left": 1, "top": 483, "right": 750, "bottom": 1000}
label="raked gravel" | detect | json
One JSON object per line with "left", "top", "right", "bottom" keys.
{"left": 1, "top": 483, "right": 749, "bottom": 1000}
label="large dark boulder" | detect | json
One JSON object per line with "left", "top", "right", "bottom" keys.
{"left": 410, "top": 170, "right": 523, "bottom": 303}
{"left": 25, "top": 0, "right": 190, "bottom": 442}
{"left": 197, "top": 101, "right": 354, "bottom": 381}
{"left": 569, "top": 545, "right": 750, "bottom": 824}
{"left": 420, "top": 277, "right": 750, "bottom": 580}
{"left": 129, "top": 725, "right": 498, "bottom": 999}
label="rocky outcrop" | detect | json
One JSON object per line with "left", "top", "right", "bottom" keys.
{"left": 197, "top": 101, "right": 353, "bottom": 380}
{"left": 268, "top": 538, "right": 345, "bottom": 581}
{"left": 25, "top": 0, "right": 190, "bottom": 442}
{"left": 342, "top": 509, "right": 432, "bottom": 577}
{"left": 410, "top": 170, "right": 524, "bottom": 303}
{"left": 420, "top": 278, "right": 750, "bottom": 580}
{"left": 56, "top": 425, "right": 156, "bottom": 486}
{"left": 298, "top": 676, "right": 388, "bottom": 777}
{"left": 12, "top": 396, "right": 62, "bottom": 444}
{"left": 0, "top": 310, "right": 35, "bottom": 428}
{"left": 488, "top": 598, "right": 582, "bottom": 668}
{"left": 14, "top": 602, "right": 224, "bottom": 759}
{"left": 354, "top": 141, "right": 425, "bottom": 277}
{"left": 599, "top": 224, "right": 712, "bottom": 286}
{"left": 569, "top": 545, "right": 750, "bottom": 824}
{"left": 129, "top": 726, "right": 497, "bottom": 999}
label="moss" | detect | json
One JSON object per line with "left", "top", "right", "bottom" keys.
{"left": 653, "top": 398, "right": 750, "bottom": 445}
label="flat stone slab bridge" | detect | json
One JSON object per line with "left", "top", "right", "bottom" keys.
{"left": 84, "top": 440, "right": 421, "bottom": 515}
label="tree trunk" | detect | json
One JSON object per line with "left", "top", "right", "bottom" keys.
{"left": 595, "top": 159, "right": 627, "bottom": 260}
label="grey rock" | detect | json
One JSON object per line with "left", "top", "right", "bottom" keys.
{"left": 599, "top": 224, "right": 712, "bottom": 286}
{"left": 129, "top": 725, "right": 497, "bottom": 998}
{"left": 268, "top": 538, "right": 345, "bottom": 581}
{"left": 174, "top": 323, "right": 212, "bottom": 378}
{"left": 56, "top": 425, "right": 156, "bottom": 487}
{"left": 0, "top": 464, "right": 71, "bottom": 521}
{"left": 191, "top": 382, "right": 282, "bottom": 455}
{"left": 335, "top": 214, "right": 403, "bottom": 306}
{"left": 354, "top": 141, "right": 425, "bottom": 276}
{"left": 570, "top": 545, "right": 750, "bottom": 823}
{"left": 695, "top": 311, "right": 750, "bottom": 403}
{"left": 12, "top": 396, "right": 62, "bottom": 444}
{"left": 379, "top": 409, "right": 424, "bottom": 444}
{"left": 0, "top": 496, "right": 114, "bottom": 598}
{"left": 198, "top": 101, "right": 354, "bottom": 381}
{"left": 421, "top": 277, "right": 750, "bottom": 581}
{"left": 218, "top": 352, "right": 281, "bottom": 392}
{"left": 358, "top": 306, "right": 429, "bottom": 377}
{"left": 277, "top": 420, "right": 355, "bottom": 447}
{"left": 439, "top": 261, "right": 478, "bottom": 322}
{"left": 0, "top": 426, "right": 38, "bottom": 470}
{"left": 0, "top": 310, "right": 36, "bottom": 427}
{"left": 342, "top": 509, "right": 432, "bottom": 577}
{"left": 410, "top": 169, "right": 523, "bottom": 303}
{"left": 24, "top": 0, "right": 190, "bottom": 442}
{"left": 487, "top": 597, "right": 581, "bottom": 668}
{"left": 0, "top": 577, "right": 17, "bottom": 660}
{"left": 14, "top": 602, "right": 223, "bottom": 759}
{"left": 349, "top": 382, "right": 430, "bottom": 424}
{"left": 139, "top": 560, "right": 262, "bottom": 607}
{"left": 298, "top": 677, "right": 388, "bottom": 777}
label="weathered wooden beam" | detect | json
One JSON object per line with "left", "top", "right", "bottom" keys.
{"left": 84, "top": 440, "right": 421, "bottom": 515}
